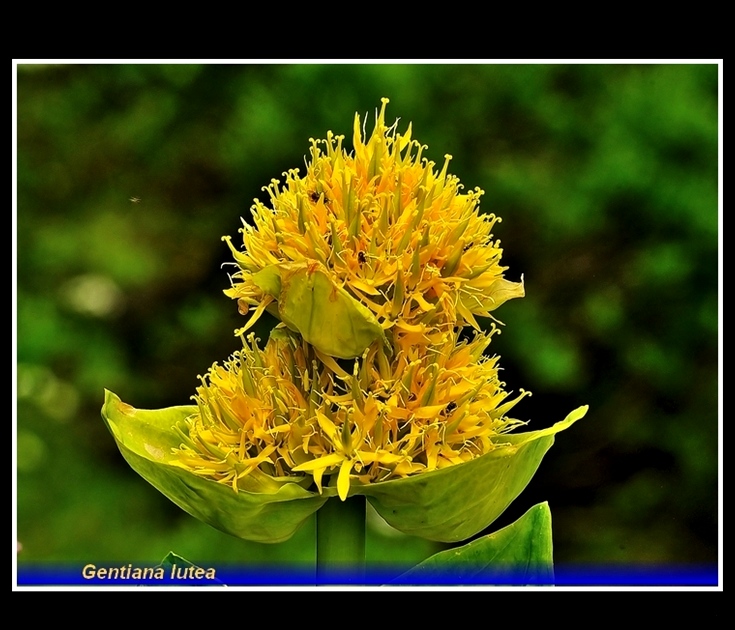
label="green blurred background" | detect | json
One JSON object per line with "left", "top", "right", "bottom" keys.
{"left": 15, "top": 63, "right": 720, "bottom": 575}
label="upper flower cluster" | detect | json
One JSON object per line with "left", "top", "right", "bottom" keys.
{"left": 223, "top": 97, "right": 524, "bottom": 353}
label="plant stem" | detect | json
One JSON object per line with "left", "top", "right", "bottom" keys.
{"left": 316, "top": 495, "right": 366, "bottom": 585}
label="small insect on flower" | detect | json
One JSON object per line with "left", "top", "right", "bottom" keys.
{"left": 357, "top": 251, "right": 367, "bottom": 265}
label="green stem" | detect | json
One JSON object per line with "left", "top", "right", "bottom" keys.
{"left": 316, "top": 495, "right": 366, "bottom": 585}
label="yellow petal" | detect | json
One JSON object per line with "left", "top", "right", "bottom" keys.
{"left": 292, "top": 452, "right": 344, "bottom": 472}
{"left": 337, "top": 459, "right": 353, "bottom": 501}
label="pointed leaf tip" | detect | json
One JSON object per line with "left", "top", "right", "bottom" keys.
{"left": 394, "top": 501, "right": 554, "bottom": 585}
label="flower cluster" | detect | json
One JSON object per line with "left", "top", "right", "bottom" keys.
{"left": 102, "top": 98, "right": 587, "bottom": 543}
{"left": 173, "top": 99, "right": 531, "bottom": 500}
{"left": 223, "top": 98, "right": 524, "bottom": 339}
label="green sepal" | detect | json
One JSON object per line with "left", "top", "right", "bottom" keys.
{"left": 347, "top": 405, "right": 587, "bottom": 542}
{"left": 101, "top": 390, "right": 327, "bottom": 543}
{"left": 394, "top": 502, "right": 554, "bottom": 585}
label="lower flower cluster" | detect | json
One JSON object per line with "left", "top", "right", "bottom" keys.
{"left": 172, "top": 327, "right": 530, "bottom": 501}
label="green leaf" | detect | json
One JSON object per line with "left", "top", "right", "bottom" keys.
{"left": 395, "top": 502, "right": 554, "bottom": 585}
{"left": 157, "top": 552, "right": 225, "bottom": 585}
{"left": 352, "top": 406, "right": 587, "bottom": 542}
{"left": 276, "top": 261, "right": 386, "bottom": 359}
{"left": 158, "top": 551, "right": 197, "bottom": 571}
{"left": 101, "top": 390, "right": 327, "bottom": 543}
{"left": 102, "top": 388, "right": 586, "bottom": 545}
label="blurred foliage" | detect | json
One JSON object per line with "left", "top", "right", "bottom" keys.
{"left": 15, "top": 63, "right": 719, "bottom": 572}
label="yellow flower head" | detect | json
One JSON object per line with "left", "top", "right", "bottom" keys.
{"left": 172, "top": 326, "right": 530, "bottom": 501}
{"left": 223, "top": 98, "right": 524, "bottom": 343}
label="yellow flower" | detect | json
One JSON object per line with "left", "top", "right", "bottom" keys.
{"left": 223, "top": 98, "right": 524, "bottom": 349}
{"left": 172, "top": 326, "right": 532, "bottom": 502}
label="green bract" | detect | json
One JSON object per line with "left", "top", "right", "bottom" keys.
{"left": 102, "top": 389, "right": 586, "bottom": 543}
{"left": 253, "top": 262, "right": 386, "bottom": 359}
{"left": 348, "top": 405, "right": 587, "bottom": 542}
{"left": 101, "top": 390, "right": 327, "bottom": 544}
